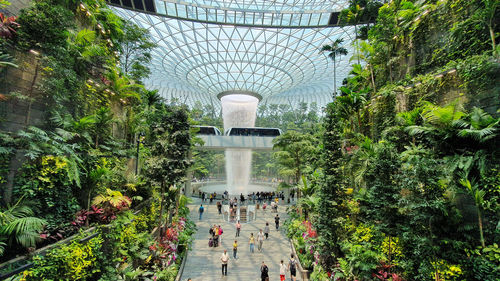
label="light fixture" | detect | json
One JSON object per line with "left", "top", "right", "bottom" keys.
{"left": 29, "top": 49, "right": 40, "bottom": 56}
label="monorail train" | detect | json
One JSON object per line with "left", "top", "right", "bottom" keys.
{"left": 192, "top": 125, "right": 222, "bottom": 135}
{"left": 224, "top": 127, "right": 282, "bottom": 137}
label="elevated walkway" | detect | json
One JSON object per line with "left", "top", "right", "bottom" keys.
{"left": 196, "top": 135, "right": 275, "bottom": 151}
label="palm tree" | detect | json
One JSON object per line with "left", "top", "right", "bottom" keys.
{"left": 456, "top": 107, "right": 499, "bottom": 143}
{"left": 350, "top": 41, "right": 377, "bottom": 93}
{"left": 460, "top": 178, "right": 486, "bottom": 247}
{"left": 406, "top": 100, "right": 466, "bottom": 141}
{"left": 321, "top": 38, "right": 348, "bottom": 96}
{"left": 346, "top": 4, "right": 363, "bottom": 65}
{"left": 337, "top": 87, "right": 368, "bottom": 132}
{"left": 0, "top": 198, "right": 47, "bottom": 255}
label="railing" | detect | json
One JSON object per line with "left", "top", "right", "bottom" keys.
{"left": 0, "top": 198, "right": 152, "bottom": 280}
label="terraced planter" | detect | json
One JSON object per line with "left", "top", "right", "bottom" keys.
{"left": 290, "top": 238, "right": 312, "bottom": 281}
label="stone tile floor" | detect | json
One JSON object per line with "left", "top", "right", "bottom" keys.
{"left": 181, "top": 198, "right": 300, "bottom": 281}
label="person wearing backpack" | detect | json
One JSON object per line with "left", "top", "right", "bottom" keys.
{"left": 198, "top": 204, "right": 204, "bottom": 220}
{"left": 260, "top": 261, "right": 269, "bottom": 281}
{"left": 288, "top": 254, "right": 297, "bottom": 281}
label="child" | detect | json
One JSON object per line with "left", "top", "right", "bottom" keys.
{"left": 233, "top": 240, "right": 238, "bottom": 259}
{"left": 280, "top": 260, "right": 286, "bottom": 281}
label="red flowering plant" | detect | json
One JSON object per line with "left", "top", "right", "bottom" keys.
{"left": 295, "top": 221, "right": 318, "bottom": 270}
{"left": 372, "top": 262, "right": 404, "bottom": 281}
{"left": 345, "top": 145, "right": 359, "bottom": 154}
{"left": 70, "top": 189, "right": 131, "bottom": 228}
{"left": 90, "top": 189, "right": 132, "bottom": 223}
{"left": 147, "top": 216, "right": 190, "bottom": 268}
{"left": 0, "top": 13, "right": 19, "bottom": 39}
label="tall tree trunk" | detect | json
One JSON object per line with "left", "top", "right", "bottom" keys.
{"left": 489, "top": 25, "right": 496, "bottom": 53}
{"left": 478, "top": 209, "right": 485, "bottom": 247}
{"left": 369, "top": 64, "right": 376, "bottom": 93}
{"left": 85, "top": 186, "right": 92, "bottom": 227}
{"left": 356, "top": 110, "right": 362, "bottom": 132}
{"left": 158, "top": 181, "right": 165, "bottom": 238}
{"left": 388, "top": 236, "right": 392, "bottom": 268}
{"left": 25, "top": 60, "right": 40, "bottom": 126}
{"left": 354, "top": 25, "right": 360, "bottom": 65}
{"left": 333, "top": 58, "right": 337, "bottom": 96}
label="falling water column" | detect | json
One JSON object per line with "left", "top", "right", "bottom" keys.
{"left": 220, "top": 92, "right": 260, "bottom": 196}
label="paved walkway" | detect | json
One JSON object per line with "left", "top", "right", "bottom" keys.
{"left": 181, "top": 198, "right": 300, "bottom": 281}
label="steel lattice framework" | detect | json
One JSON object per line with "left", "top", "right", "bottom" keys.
{"left": 111, "top": 0, "right": 356, "bottom": 109}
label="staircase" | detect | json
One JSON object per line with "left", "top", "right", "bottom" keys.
{"left": 239, "top": 207, "right": 247, "bottom": 222}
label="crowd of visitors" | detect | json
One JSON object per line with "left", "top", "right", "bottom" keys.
{"left": 195, "top": 191, "right": 296, "bottom": 280}
{"left": 197, "top": 190, "right": 288, "bottom": 204}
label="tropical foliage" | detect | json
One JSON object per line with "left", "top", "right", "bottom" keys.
{"left": 0, "top": 1, "right": 195, "bottom": 280}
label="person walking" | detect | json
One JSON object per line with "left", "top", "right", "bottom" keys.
{"left": 220, "top": 249, "right": 229, "bottom": 276}
{"left": 264, "top": 223, "right": 270, "bottom": 240}
{"left": 198, "top": 204, "right": 204, "bottom": 220}
{"left": 257, "top": 229, "right": 264, "bottom": 252}
{"left": 217, "top": 201, "right": 222, "bottom": 215}
{"left": 214, "top": 225, "right": 219, "bottom": 247}
{"left": 275, "top": 214, "right": 280, "bottom": 230}
{"left": 232, "top": 240, "right": 238, "bottom": 259}
{"left": 260, "top": 261, "right": 269, "bottom": 281}
{"left": 218, "top": 225, "right": 223, "bottom": 244}
{"left": 235, "top": 220, "right": 241, "bottom": 237}
{"left": 288, "top": 254, "right": 297, "bottom": 281}
{"left": 249, "top": 233, "right": 255, "bottom": 253}
{"left": 279, "top": 260, "right": 287, "bottom": 281}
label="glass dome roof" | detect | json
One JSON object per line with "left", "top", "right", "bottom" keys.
{"left": 111, "top": 2, "right": 356, "bottom": 109}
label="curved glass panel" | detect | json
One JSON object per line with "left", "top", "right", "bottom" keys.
{"left": 113, "top": 7, "right": 356, "bottom": 109}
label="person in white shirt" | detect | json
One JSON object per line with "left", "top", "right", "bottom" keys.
{"left": 220, "top": 249, "right": 229, "bottom": 276}
{"left": 279, "top": 259, "right": 287, "bottom": 281}
{"left": 264, "top": 223, "right": 270, "bottom": 239}
{"left": 257, "top": 229, "right": 265, "bottom": 252}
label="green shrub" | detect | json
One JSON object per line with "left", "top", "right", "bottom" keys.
{"left": 21, "top": 234, "right": 103, "bottom": 280}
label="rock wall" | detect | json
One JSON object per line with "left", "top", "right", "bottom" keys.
{"left": 0, "top": 50, "right": 45, "bottom": 133}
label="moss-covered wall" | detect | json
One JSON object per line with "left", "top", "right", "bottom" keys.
{"left": 368, "top": 55, "right": 499, "bottom": 140}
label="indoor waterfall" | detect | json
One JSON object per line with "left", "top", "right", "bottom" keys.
{"left": 220, "top": 93, "right": 259, "bottom": 196}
